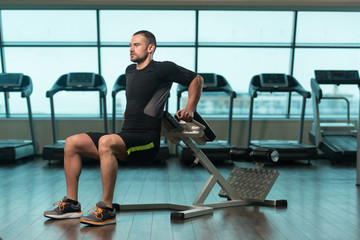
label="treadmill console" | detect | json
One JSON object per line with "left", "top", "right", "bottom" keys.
{"left": 314, "top": 70, "right": 360, "bottom": 84}
{"left": 0, "top": 73, "right": 23, "bottom": 88}
{"left": 260, "top": 74, "right": 288, "bottom": 88}
{"left": 202, "top": 73, "right": 218, "bottom": 88}
{"left": 67, "top": 72, "right": 95, "bottom": 87}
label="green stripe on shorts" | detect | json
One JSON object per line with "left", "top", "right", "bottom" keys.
{"left": 127, "top": 142, "right": 155, "bottom": 156}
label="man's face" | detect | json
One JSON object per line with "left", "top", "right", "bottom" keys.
{"left": 129, "top": 34, "right": 150, "bottom": 63}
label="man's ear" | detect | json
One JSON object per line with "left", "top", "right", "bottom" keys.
{"left": 148, "top": 44, "right": 155, "bottom": 54}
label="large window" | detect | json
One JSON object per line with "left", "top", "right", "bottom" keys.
{"left": 0, "top": 10, "right": 359, "bottom": 119}
{"left": 296, "top": 12, "right": 360, "bottom": 45}
{"left": 100, "top": 10, "right": 195, "bottom": 45}
{"left": 4, "top": 47, "right": 98, "bottom": 115}
{"left": 1, "top": 10, "right": 99, "bottom": 116}
{"left": 198, "top": 11, "right": 293, "bottom": 45}
{"left": 2, "top": 10, "right": 97, "bottom": 43}
{"left": 294, "top": 12, "right": 360, "bottom": 117}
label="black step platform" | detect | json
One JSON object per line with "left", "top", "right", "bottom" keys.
{"left": 250, "top": 140, "right": 318, "bottom": 162}
{"left": 0, "top": 139, "right": 34, "bottom": 160}
{"left": 42, "top": 142, "right": 65, "bottom": 161}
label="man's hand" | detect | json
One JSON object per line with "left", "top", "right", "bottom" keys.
{"left": 177, "top": 74, "right": 203, "bottom": 122}
{"left": 176, "top": 109, "right": 194, "bottom": 122}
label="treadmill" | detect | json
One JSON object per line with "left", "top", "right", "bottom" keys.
{"left": 309, "top": 70, "right": 360, "bottom": 163}
{"left": 0, "top": 73, "right": 36, "bottom": 160}
{"left": 42, "top": 72, "right": 107, "bottom": 162}
{"left": 176, "top": 73, "right": 236, "bottom": 163}
{"left": 112, "top": 74, "right": 170, "bottom": 163}
{"left": 247, "top": 73, "right": 317, "bottom": 163}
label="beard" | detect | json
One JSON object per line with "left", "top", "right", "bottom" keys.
{"left": 130, "top": 52, "right": 149, "bottom": 64}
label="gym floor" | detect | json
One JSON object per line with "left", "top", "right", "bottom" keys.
{"left": 0, "top": 156, "right": 359, "bottom": 240}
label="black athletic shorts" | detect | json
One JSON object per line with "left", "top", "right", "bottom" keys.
{"left": 86, "top": 131, "right": 160, "bottom": 163}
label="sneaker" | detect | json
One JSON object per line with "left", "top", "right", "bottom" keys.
{"left": 80, "top": 201, "right": 116, "bottom": 226}
{"left": 44, "top": 196, "right": 82, "bottom": 219}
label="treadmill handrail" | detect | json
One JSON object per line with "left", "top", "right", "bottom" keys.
{"left": 46, "top": 73, "right": 107, "bottom": 98}
{"left": 311, "top": 78, "right": 322, "bottom": 101}
{"left": 0, "top": 75, "right": 33, "bottom": 98}
{"left": 177, "top": 74, "right": 236, "bottom": 98}
{"left": 111, "top": 74, "right": 126, "bottom": 133}
{"left": 177, "top": 83, "right": 236, "bottom": 98}
{"left": 20, "top": 76, "right": 33, "bottom": 98}
{"left": 249, "top": 74, "right": 311, "bottom": 99}
{"left": 321, "top": 97, "right": 351, "bottom": 124}
{"left": 111, "top": 74, "right": 126, "bottom": 97}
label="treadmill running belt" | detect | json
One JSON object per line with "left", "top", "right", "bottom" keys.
{"left": 322, "top": 135, "right": 357, "bottom": 154}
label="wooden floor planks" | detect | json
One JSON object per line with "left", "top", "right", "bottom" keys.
{"left": 0, "top": 156, "right": 359, "bottom": 240}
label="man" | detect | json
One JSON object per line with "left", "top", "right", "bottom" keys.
{"left": 44, "top": 30, "right": 204, "bottom": 226}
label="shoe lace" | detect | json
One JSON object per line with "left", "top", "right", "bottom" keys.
{"left": 53, "top": 201, "right": 68, "bottom": 211}
{"left": 87, "top": 207, "right": 104, "bottom": 220}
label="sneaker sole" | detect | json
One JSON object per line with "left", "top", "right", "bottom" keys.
{"left": 80, "top": 218, "right": 116, "bottom": 226}
{"left": 44, "top": 211, "right": 83, "bottom": 219}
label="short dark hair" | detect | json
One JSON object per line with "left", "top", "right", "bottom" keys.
{"left": 133, "top": 30, "right": 157, "bottom": 50}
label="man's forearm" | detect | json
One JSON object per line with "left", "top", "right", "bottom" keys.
{"left": 185, "top": 74, "right": 204, "bottom": 112}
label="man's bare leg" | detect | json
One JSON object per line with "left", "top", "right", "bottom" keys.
{"left": 64, "top": 133, "right": 100, "bottom": 201}
{"left": 98, "top": 134, "right": 127, "bottom": 208}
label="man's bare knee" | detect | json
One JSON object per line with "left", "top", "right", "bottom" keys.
{"left": 65, "top": 135, "right": 78, "bottom": 152}
{"left": 98, "top": 134, "right": 127, "bottom": 159}
{"left": 65, "top": 134, "right": 85, "bottom": 151}
{"left": 64, "top": 133, "right": 99, "bottom": 159}
{"left": 98, "top": 135, "right": 116, "bottom": 152}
